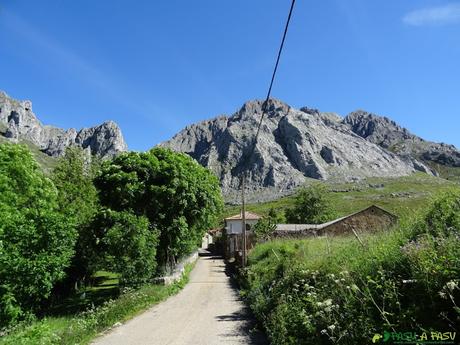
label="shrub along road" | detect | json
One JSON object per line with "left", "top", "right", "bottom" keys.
{"left": 91, "top": 250, "right": 267, "bottom": 345}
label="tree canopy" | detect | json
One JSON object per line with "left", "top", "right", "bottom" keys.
{"left": 95, "top": 209, "right": 159, "bottom": 286}
{"left": 51, "top": 147, "right": 100, "bottom": 292}
{"left": 0, "top": 144, "right": 77, "bottom": 325}
{"left": 285, "top": 183, "right": 336, "bottom": 224}
{"left": 95, "top": 147, "right": 223, "bottom": 269}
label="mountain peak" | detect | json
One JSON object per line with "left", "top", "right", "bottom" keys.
{"left": 161, "top": 99, "right": 447, "bottom": 202}
{"left": 0, "top": 91, "right": 127, "bottom": 158}
{"left": 234, "top": 98, "right": 291, "bottom": 120}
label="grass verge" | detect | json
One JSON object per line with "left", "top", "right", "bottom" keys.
{"left": 240, "top": 192, "right": 460, "bottom": 344}
{"left": 0, "top": 262, "right": 195, "bottom": 345}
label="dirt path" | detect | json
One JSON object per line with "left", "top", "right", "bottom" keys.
{"left": 92, "top": 250, "right": 267, "bottom": 345}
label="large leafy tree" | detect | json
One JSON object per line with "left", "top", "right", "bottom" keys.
{"left": 95, "top": 147, "right": 224, "bottom": 270}
{"left": 52, "top": 147, "right": 98, "bottom": 228}
{"left": 51, "top": 147, "right": 100, "bottom": 292}
{"left": 285, "top": 183, "right": 336, "bottom": 224}
{"left": 95, "top": 209, "right": 159, "bottom": 286}
{"left": 0, "top": 144, "right": 76, "bottom": 326}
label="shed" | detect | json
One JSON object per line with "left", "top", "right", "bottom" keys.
{"left": 274, "top": 205, "right": 397, "bottom": 238}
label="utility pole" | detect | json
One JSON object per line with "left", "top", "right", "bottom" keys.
{"left": 241, "top": 173, "right": 247, "bottom": 268}
{"left": 237, "top": 0, "right": 295, "bottom": 269}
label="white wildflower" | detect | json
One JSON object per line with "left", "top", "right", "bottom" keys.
{"left": 446, "top": 281, "right": 458, "bottom": 291}
{"left": 324, "top": 298, "right": 333, "bottom": 306}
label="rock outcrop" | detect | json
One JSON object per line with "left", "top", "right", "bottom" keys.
{"left": 161, "top": 99, "right": 438, "bottom": 202}
{"left": 0, "top": 91, "right": 127, "bottom": 157}
{"left": 343, "top": 110, "right": 460, "bottom": 167}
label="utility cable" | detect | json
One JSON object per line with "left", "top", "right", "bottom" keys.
{"left": 241, "top": 0, "right": 296, "bottom": 171}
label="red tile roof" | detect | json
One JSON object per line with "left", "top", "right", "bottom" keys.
{"left": 225, "top": 211, "right": 262, "bottom": 220}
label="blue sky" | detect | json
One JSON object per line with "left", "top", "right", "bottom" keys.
{"left": 1, "top": 0, "right": 459, "bottom": 151}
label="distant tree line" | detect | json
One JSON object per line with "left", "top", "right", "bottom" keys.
{"left": 254, "top": 184, "right": 337, "bottom": 241}
{"left": 0, "top": 144, "right": 223, "bottom": 328}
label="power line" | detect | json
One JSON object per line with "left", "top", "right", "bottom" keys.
{"left": 241, "top": 0, "right": 296, "bottom": 268}
{"left": 254, "top": 0, "right": 296, "bottom": 144}
{"left": 241, "top": 0, "right": 296, "bottom": 171}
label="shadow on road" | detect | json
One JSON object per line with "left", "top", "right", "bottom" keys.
{"left": 199, "top": 246, "right": 268, "bottom": 344}
{"left": 216, "top": 308, "right": 268, "bottom": 345}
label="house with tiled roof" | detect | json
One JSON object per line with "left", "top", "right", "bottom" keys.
{"left": 224, "top": 211, "right": 262, "bottom": 235}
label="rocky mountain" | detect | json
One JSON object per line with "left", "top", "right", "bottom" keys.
{"left": 0, "top": 91, "right": 127, "bottom": 158}
{"left": 161, "top": 99, "right": 443, "bottom": 202}
{"left": 344, "top": 110, "right": 460, "bottom": 167}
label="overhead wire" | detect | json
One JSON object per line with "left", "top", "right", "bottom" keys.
{"left": 241, "top": 0, "right": 296, "bottom": 173}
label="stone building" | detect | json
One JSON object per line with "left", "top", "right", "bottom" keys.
{"left": 274, "top": 205, "right": 397, "bottom": 238}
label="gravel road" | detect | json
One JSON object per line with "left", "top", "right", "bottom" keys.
{"left": 92, "top": 250, "right": 267, "bottom": 345}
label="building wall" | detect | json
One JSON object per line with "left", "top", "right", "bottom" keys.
{"left": 224, "top": 233, "right": 257, "bottom": 260}
{"left": 272, "top": 206, "right": 397, "bottom": 239}
{"left": 201, "top": 233, "right": 213, "bottom": 249}
{"left": 225, "top": 219, "right": 259, "bottom": 234}
{"left": 273, "top": 229, "right": 318, "bottom": 239}
{"left": 322, "top": 206, "right": 397, "bottom": 236}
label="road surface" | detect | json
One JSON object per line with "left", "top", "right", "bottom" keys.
{"left": 92, "top": 251, "right": 267, "bottom": 345}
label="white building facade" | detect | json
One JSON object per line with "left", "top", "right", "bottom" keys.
{"left": 224, "top": 212, "right": 261, "bottom": 234}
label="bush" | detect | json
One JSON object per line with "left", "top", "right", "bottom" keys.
{"left": 242, "top": 191, "right": 460, "bottom": 344}
{"left": 422, "top": 190, "right": 460, "bottom": 237}
{"left": 51, "top": 147, "right": 100, "bottom": 293}
{"left": 0, "top": 144, "right": 77, "bottom": 328}
{"left": 285, "top": 183, "right": 336, "bottom": 224}
{"left": 94, "top": 209, "right": 159, "bottom": 286}
{"left": 95, "top": 147, "right": 223, "bottom": 269}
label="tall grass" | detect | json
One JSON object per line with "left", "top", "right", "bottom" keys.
{"left": 241, "top": 192, "right": 460, "bottom": 344}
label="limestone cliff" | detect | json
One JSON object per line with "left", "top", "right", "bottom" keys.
{"left": 161, "top": 99, "right": 438, "bottom": 201}
{"left": 0, "top": 91, "right": 127, "bottom": 158}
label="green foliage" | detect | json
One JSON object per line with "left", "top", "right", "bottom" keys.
{"left": 94, "top": 209, "right": 159, "bottom": 286}
{"left": 0, "top": 144, "right": 77, "bottom": 328}
{"left": 224, "top": 173, "right": 460, "bottom": 222}
{"left": 0, "top": 288, "right": 23, "bottom": 327}
{"left": 285, "top": 183, "right": 336, "bottom": 224}
{"left": 242, "top": 192, "right": 460, "bottom": 344}
{"left": 0, "top": 140, "right": 58, "bottom": 174}
{"left": 423, "top": 190, "right": 460, "bottom": 237}
{"left": 253, "top": 214, "right": 277, "bottom": 242}
{"left": 95, "top": 147, "right": 223, "bottom": 268}
{"left": 52, "top": 147, "right": 98, "bottom": 228}
{"left": 268, "top": 206, "right": 285, "bottom": 223}
{"left": 51, "top": 148, "right": 100, "bottom": 293}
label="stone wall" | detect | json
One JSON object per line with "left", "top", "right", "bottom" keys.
{"left": 271, "top": 206, "right": 397, "bottom": 239}
{"left": 321, "top": 206, "right": 397, "bottom": 236}
{"left": 153, "top": 251, "right": 199, "bottom": 285}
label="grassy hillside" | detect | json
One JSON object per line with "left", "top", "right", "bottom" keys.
{"left": 224, "top": 173, "right": 460, "bottom": 220}
{"left": 0, "top": 138, "right": 57, "bottom": 174}
{"left": 241, "top": 191, "right": 460, "bottom": 344}
{"left": 429, "top": 162, "right": 460, "bottom": 183}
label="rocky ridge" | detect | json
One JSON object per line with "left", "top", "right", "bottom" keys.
{"left": 161, "top": 99, "right": 441, "bottom": 202}
{"left": 0, "top": 91, "right": 127, "bottom": 158}
{"left": 344, "top": 110, "right": 460, "bottom": 167}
